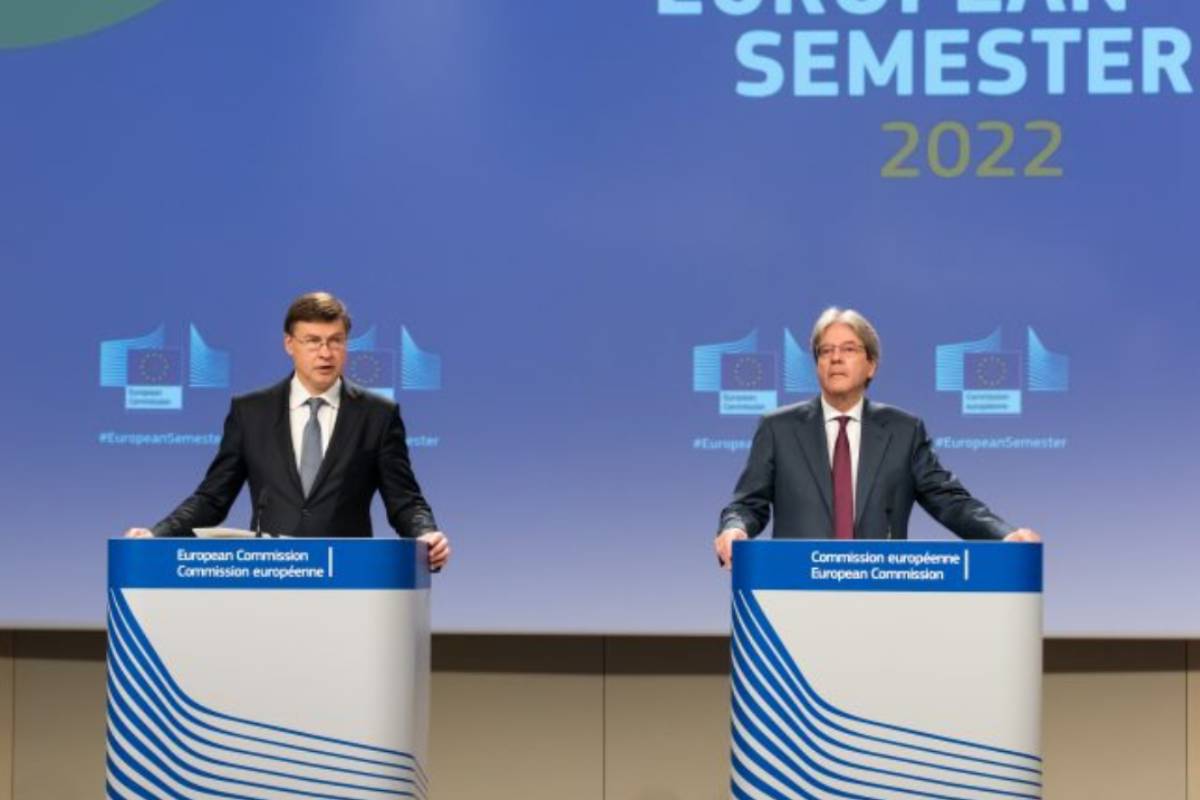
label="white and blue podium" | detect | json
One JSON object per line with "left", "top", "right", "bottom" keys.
{"left": 105, "top": 538, "right": 431, "bottom": 800}
{"left": 729, "top": 540, "right": 1043, "bottom": 800}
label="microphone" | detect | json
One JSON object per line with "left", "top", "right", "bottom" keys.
{"left": 255, "top": 489, "right": 269, "bottom": 538}
{"left": 885, "top": 488, "right": 902, "bottom": 540}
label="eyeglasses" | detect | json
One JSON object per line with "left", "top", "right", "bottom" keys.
{"left": 294, "top": 335, "right": 347, "bottom": 353}
{"left": 817, "top": 343, "right": 865, "bottom": 359}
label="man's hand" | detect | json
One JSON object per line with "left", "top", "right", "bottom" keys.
{"left": 1003, "top": 528, "right": 1041, "bottom": 543}
{"left": 418, "top": 531, "right": 452, "bottom": 570}
{"left": 124, "top": 528, "right": 154, "bottom": 538}
{"left": 714, "top": 528, "right": 748, "bottom": 569}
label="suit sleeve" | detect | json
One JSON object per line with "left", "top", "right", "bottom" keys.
{"left": 718, "top": 417, "right": 775, "bottom": 537}
{"left": 151, "top": 401, "right": 249, "bottom": 537}
{"left": 910, "top": 419, "right": 1013, "bottom": 541}
{"left": 378, "top": 405, "right": 438, "bottom": 538}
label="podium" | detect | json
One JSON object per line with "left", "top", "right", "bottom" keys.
{"left": 728, "top": 540, "right": 1043, "bottom": 800}
{"left": 104, "top": 538, "right": 431, "bottom": 800}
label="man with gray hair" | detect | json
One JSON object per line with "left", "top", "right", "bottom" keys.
{"left": 714, "top": 307, "right": 1039, "bottom": 567}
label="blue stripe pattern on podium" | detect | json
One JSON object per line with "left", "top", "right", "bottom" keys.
{"left": 729, "top": 590, "right": 1041, "bottom": 800}
{"left": 104, "top": 589, "right": 428, "bottom": 800}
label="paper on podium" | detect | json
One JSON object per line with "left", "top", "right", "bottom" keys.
{"left": 194, "top": 527, "right": 265, "bottom": 538}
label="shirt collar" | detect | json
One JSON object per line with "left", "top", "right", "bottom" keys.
{"left": 290, "top": 375, "right": 342, "bottom": 411}
{"left": 821, "top": 395, "right": 864, "bottom": 424}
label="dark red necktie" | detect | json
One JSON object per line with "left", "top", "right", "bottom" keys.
{"left": 832, "top": 415, "right": 853, "bottom": 539}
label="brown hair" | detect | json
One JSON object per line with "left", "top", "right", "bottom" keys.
{"left": 283, "top": 292, "right": 352, "bottom": 335}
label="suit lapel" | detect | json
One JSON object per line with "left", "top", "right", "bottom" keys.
{"left": 273, "top": 379, "right": 305, "bottom": 499}
{"left": 307, "top": 379, "right": 366, "bottom": 500}
{"left": 794, "top": 398, "right": 834, "bottom": 523}
{"left": 854, "top": 399, "right": 892, "bottom": 535}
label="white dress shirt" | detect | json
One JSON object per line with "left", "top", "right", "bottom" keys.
{"left": 289, "top": 376, "right": 341, "bottom": 471}
{"left": 821, "top": 396, "right": 864, "bottom": 514}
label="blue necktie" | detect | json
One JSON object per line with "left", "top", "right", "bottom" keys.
{"left": 299, "top": 397, "right": 325, "bottom": 497}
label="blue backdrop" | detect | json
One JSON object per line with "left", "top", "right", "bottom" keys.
{"left": 1, "top": 0, "right": 1196, "bottom": 635}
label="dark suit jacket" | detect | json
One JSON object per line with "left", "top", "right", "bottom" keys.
{"left": 720, "top": 397, "right": 1012, "bottom": 541}
{"left": 152, "top": 377, "right": 437, "bottom": 538}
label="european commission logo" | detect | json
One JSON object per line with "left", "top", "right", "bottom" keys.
{"left": 100, "top": 324, "right": 231, "bottom": 410}
{"left": 693, "top": 329, "right": 819, "bottom": 416}
{"left": 344, "top": 325, "right": 441, "bottom": 400}
{"left": 936, "top": 327, "right": 1068, "bottom": 415}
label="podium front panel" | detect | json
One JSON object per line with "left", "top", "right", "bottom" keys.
{"left": 105, "top": 538, "right": 431, "bottom": 800}
{"left": 729, "top": 540, "right": 1043, "bottom": 800}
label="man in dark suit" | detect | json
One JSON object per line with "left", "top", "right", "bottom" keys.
{"left": 714, "top": 307, "right": 1038, "bottom": 567}
{"left": 126, "top": 292, "right": 451, "bottom": 570}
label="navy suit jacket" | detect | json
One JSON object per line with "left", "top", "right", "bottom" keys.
{"left": 719, "top": 397, "right": 1013, "bottom": 540}
{"left": 152, "top": 377, "right": 437, "bottom": 538}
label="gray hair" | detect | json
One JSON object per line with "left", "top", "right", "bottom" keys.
{"left": 810, "top": 307, "right": 881, "bottom": 365}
